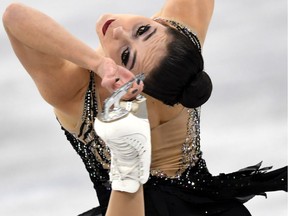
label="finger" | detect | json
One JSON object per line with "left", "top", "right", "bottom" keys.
{"left": 132, "top": 79, "right": 144, "bottom": 92}
{"left": 101, "top": 77, "right": 120, "bottom": 93}
{"left": 117, "top": 65, "right": 135, "bottom": 80}
{"left": 122, "top": 80, "right": 144, "bottom": 100}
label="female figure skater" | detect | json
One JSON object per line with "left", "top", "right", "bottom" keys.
{"left": 3, "top": 0, "right": 287, "bottom": 215}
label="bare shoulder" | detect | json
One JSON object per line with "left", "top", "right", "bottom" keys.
{"left": 154, "top": 0, "right": 215, "bottom": 44}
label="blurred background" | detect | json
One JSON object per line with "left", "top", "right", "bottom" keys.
{"left": 0, "top": 0, "right": 287, "bottom": 215}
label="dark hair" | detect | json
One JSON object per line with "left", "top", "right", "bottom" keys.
{"left": 143, "top": 26, "right": 212, "bottom": 108}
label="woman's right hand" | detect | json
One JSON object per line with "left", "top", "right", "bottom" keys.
{"left": 97, "top": 57, "right": 144, "bottom": 100}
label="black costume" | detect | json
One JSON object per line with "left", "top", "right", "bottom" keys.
{"left": 59, "top": 20, "right": 287, "bottom": 216}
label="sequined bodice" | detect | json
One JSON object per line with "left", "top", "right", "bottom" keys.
{"left": 60, "top": 73, "right": 111, "bottom": 208}
{"left": 61, "top": 72, "right": 202, "bottom": 182}
{"left": 59, "top": 19, "right": 205, "bottom": 211}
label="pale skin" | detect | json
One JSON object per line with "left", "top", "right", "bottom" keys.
{"left": 3, "top": 1, "right": 214, "bottom": 215}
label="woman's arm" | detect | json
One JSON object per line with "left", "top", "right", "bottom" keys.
{"left": 3, "top": 4, "right": 102, "bottom": 74}
{"left": 155, "top": 0, "right": 215, "bottom": 45}
{"left": 3, "top": 3, "right": 140, "bottom": 116}
{"left": 2, "top": 3, "right": 102, "bottom": 109}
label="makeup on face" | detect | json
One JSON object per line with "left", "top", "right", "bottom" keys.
{"left": 102, "top": 19, "right": 115, "bottom": 36}
{"left": 96, "top": 15, "right": 168, "bottom": 75}
{"left": 120, "top": 25, "right": 156, "bottom": 69}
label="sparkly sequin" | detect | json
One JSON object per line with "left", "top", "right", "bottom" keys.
{"left": 150, "top": 108, "right": 202, "bottom": 179}
{"left": 61, "top": 73, "right": 111, "bottom": 190}
{"left": 154, "top": 18, "right": 202, "bottom": 53}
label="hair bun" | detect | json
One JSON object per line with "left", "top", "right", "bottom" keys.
{"left": 179, "top": 71, "right": 213, "bottom": 108}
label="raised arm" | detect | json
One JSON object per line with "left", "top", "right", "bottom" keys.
{"left": 2, "top": 3, "right": 104, "bottom": 108}
{"left": 155, "top": 0, "right": 214, "bottom": 45}
{"left": 3, "top": 3, "right": 140, "bottom": 118}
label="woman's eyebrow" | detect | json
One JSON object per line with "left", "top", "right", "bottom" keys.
{"left": 129, "top": 51, "right": 137, "bottom": 70}
{"left": 129, "top": 28, "right": 157, "bottom": 70}
{"left": 143, "top": 28, "right": 157, "bottom": 41}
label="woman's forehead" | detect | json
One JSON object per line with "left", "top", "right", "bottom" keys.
{"left": 134, "top": 31, "right": 169, "bottom": 74}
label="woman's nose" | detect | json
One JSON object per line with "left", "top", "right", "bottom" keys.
{"left": 112, "top": 26, "right": 126, "bottom": 40}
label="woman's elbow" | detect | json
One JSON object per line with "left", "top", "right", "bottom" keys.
{"left": 2, "top": 3, "right": 25, "bottom": 29}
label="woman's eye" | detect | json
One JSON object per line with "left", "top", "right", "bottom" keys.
{"left": 121, "top": 48, "right": 130, "bottom": 66}
{"left": 136, "top": 25, "right": 151, "bottom": 36}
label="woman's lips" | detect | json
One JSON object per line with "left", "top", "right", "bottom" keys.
{"left": 102, "top": 19, "right": 115, "bottom": 36}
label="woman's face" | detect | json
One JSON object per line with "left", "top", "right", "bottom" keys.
{"left": 96, "top": 14, "right": 169, "bottom": 75}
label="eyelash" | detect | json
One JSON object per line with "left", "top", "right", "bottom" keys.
{"left": 135, "top": 24, "right": 151, "bottom": 36}
{"left": 121, "top": 47, "right": 130, "bottom": 66}
{"left": 121, "top": 24, "right": 151, "bottom": 66}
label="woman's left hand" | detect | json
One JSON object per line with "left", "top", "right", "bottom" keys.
{"left": 97, "top": 57, "right": 144, "bottom": 100}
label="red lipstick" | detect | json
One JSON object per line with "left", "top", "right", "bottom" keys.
{"left": 102, "top": 19, "right": 115, "bottom": 36}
